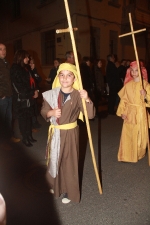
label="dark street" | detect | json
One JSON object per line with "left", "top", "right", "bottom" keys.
{"left": 0, "top": 110, "right": 150, "bottom": 225}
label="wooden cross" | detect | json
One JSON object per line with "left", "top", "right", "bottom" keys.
{"left": 119, "top": 13, "right": 146, "bottom": 85}
{"left": 56, "top": 0, "right": 102, "bottom": 194}
{"left": 119, "top": 13, "right": 150, "bottom": 165}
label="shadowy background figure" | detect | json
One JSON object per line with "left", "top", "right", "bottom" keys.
{"left": 65, "top": 51, "right": 75, "bottom": 65}
{"left": 106, "top": 54, "right": 122, "bottom": 115}
{"left": 46, "top": 58, "right": 60, "bottom": 89}
{"left": 0, "top": 43, "right": 20, "bottom": 143}
{"left": 10, "top": 50, "right": 38, "bottom": 147}
{"left": 29, "top": 56, "right": 42, "bottom": 129}
{"left": 80, "top": 56, "right": 95, "bottom": 102}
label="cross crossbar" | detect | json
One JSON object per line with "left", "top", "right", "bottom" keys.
{"left": 119, "top": 28, "right": 146, "bottom": 38}
{"left": 56, "top": 27, "right": 78, "bottom": 34}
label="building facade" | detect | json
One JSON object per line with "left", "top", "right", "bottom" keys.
{"left": 0, "top": 0, "right": 150, "bottom": 77}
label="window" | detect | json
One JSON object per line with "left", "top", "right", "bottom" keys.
{"left": 38, "top": 0, "right": 56, "bottom": 8}
{"left": 109, "top": 30, "right": 118, "bottom": 54}
{"left": 11, "top": 0, "right": 21, "bottom": 19}
{"left": 40, "top": 0, "right": 47, "bottom": 3}
{"left": 41, "top": 30, "right": 56, "bottom": 65}
{"left": 13, "top": 39, "right": 22, "bottom": 54}
{"left": 148, "top": 0, "right": 150, "bottom": 10}
{"left": 108, "top": 0, "right": 120, "bottom": 8}
{"left": 90, "top": 27, "right": 100, "bottom": 60}
{"left": 129, "top": 0, "right": 136, "bottom": 4}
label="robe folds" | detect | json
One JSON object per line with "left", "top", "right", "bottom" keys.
{"left": 41, "top": 88, "right": 95, "bottom": 203}
{"left": 117, "top": 80, "right": 150, "bottom": 163}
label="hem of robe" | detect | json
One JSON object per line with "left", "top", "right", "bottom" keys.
{"left": 118, "top": 153, "right": 146, "bottom": 163}
{"left": 46, "top": 170, "right": 80, "bottom": 203}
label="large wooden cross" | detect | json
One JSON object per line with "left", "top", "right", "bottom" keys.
{"left": 119, "top": 13, "right": 150, "bottom": 165}
{"left": 119, "top": 13, "right": 146, "bottom": 84}
{"left": 56, "top": 0, "right": 102, "bottom": 194}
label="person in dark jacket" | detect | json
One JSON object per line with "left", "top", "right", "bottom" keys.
{"left": 94, "top": 59, "right": 105, "bottom": 102}
{"left": 80, "top": 56, "right": 94, "bottom": 101}
{"left": 29, "top": 56, "right": 42, "bottom": 129}
{"left": 29, "top": 56, "right": 42, "bottom": 90}
{"left": 106, "top": 54, "right": 121, "bottom": 115}
{"left": 93, "top": 59, "right": 107, "bottom": 114}
{"left": 46, "top": 58, "right": 60, "bottom": 89}
{"left": 0, "top": 43, "right": 20, "bottom": 142}
{"left": 10, "top": 50, "right": 38, "bottom": 147}
{"left": 117, "top": 59, "right": 126, "bottom": 85}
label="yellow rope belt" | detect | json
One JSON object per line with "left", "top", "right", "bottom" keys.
{"left": 46, "top": 121, "right": 77, "bottom": 165}
{"left": 128, "top": 103, "right": 142, "bottom": 107}
{"left": 49, "top": 120, "right": 77, "bottom": 131}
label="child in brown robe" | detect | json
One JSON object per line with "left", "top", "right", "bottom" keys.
{"left": 41, "top": 63, "right": 95, "bottom": 203}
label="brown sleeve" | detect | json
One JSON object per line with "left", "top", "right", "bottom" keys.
{"left": 78, "top": 97, "right": 96, "bottom": 119}
{"left": 85, "top": 100, "right": 96, "bottom": 119}
{"left": 41, "top": 99, "right": 52, "bottom": 122}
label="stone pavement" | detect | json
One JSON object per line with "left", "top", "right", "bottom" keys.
{"left": 0, "top": 112, "right": 150, "bottom": 225}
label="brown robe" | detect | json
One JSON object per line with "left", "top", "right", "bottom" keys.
{"left": 41, "top": 89, "right": 95, "bottom": 203}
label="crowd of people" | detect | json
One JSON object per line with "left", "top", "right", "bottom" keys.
{"left": 47, "top": 51, "right": 147, "bottom": 117}
{"left": 0, "top": 43, "right": 42, "bottom": 147}
{"left": 1, "top": 42, "right": 150, "bottom": 205}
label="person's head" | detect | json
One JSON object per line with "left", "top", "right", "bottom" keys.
{"left": 139, "top": 59, "right": 145, "bottom": 67}
{"left": 96, "top": 59, "right": 102, "bottom": 68}
{"left": 65, "top": 51, "right": 75, "bottom": 65}
{"left": 0, "top": 43, "right": 6, "bottom": 59}
{"left": 120, "top": 59, "right": 126, "bottom": 66}
{"left": 54, "top": 58, "right": 60, "bottom": 68}
{"left": 82, "top": 56, "right": 91, "bottom": 66}
{"left": 107, "top": 54, "right": 115, "bottom": 63}
{"left": 13, "top": 50, "right": 29, "bottom": 67}
{"left": 115, "top": 61, "right": 120, "bottom": 68}
{"left": 124, "top": 61, "right": 148, "bottom": 84}
{"left": 113, "top": 54, "right": 118, "bottom": 62}
{"left": 125, "top": 60, "right": 131, "bottom": 67}
{"left": 52, "top": 63, "right": 80, "bottom": 90}
{"left": 29, "top": 56, "right": 35, "bottom": 70}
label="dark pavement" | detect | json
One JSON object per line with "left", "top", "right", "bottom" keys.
{"left": 0, "top": 106, "right": 150, "bottom": 225}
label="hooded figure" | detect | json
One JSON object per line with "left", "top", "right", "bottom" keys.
{"left": 124, "top": 61, "right": 148, "bottom": 85}
{"left": 116, "top": 60, "right": 150, "bottom": 163}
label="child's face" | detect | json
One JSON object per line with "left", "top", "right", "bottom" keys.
{"left": 130, "top": 66, "right": 139, "bottom": 79}
{"left": 58, "top": 70, "right": 76, "bottom": 89}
